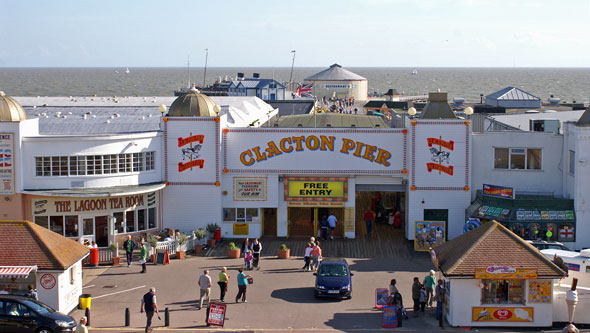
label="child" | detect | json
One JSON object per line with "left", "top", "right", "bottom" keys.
{"left": 419, "top": 284, "right": 427, "bottom": 313}
{"left": 244, "top": 250, "right": 253, "bottom": 270}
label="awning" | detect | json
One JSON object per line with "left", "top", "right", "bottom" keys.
{"left": 21, "top": 182, "right": 166, "bottom": 198}
{"left": 0, "top": 266, "right": 37, "bottom": 279}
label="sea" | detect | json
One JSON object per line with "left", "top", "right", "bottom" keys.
{"left": 1, "top": 67, "right": 589, "bottom": 103}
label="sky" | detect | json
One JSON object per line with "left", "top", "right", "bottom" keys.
{"left": 1, "top": 0, "right": 590, "bottom": 67}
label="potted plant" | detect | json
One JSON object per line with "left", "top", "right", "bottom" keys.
{"left": 193, "top": 228, "right": 206, "bottom": 254}
{"left": 146, "top": 234, "right": 159, "bottom": 264}
{"left": 109, "top": 243, "right": 120, "bottom": 266}
{"left": 278, "top": 243, "right": 290, "bottom": 259}
{"left": 206, "top": 223, "right": 219, "bottom": 248}
{"left": 176, "top": 232, "right": 189, "bottom": 260}
{"left": 228, "top": 242, "right": 240, "bottom": 258}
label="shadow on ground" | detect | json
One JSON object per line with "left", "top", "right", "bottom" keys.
{"left": 271, "top": 287, "right": 345, "bottom": 304}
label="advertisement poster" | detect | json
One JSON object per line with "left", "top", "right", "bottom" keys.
{"left": 0, "top": 133, "right": 14, "bottom": 194}
{"left": 483, "top": 184, "right": 514, "bottom": 199}
{"left": 233, "top": 223, "right": 249, "bottom": 236}
{"left": 414, "top": 221, "right": 446, "bottom": 251}
{"left": 474, "top": 266, "right": 537, "bottom": 279}
{"left": 375, "top": 288, "right": 389, "bottom": 309}
{"left": 381, "top": 305, "right": 398, "bottom": 328}
{"left": 233, "top": 177, "right": 267, "bottom": 201}
{"left": 528, "top": 280, "right": 552, "bottom": 303}
{"left": 472, "top": 307, "right": 533, "bottom": 322}
{"left": 207, "top": 302, "right": 227, "bottom": 327}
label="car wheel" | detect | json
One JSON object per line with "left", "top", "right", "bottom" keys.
{"left": 36, "top": 328, "right": 53, "bottom": 333}
{"left": 346, "top": 295, "right": 352, "bottom": 300}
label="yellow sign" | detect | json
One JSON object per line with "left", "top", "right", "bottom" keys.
{"left": 474, "top": 267, "right": 537, "bottom": 279}
{"left": 472, "top": 307, "right": 533, "bottom": 322}
{"left": 344, "top": 207, "right": 355, "bottom": 233}
{"left": 288, "top": 181, "right": 344, "bottom": 197}
{"left": 233, "top": 223, "right": 249, "bottom": 235}
{"left": 528, "top": 280, "right": 552, "bottom": 303}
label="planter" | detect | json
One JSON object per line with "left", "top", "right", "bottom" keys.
{"left": 207, "top": 239, "right": 216, "bottom": 248}
{"left": 150, "top": 254, "right": 157, "bottom": 264}
{"left": 112, "top": 256, "right": 120, "bottom": 266}
{"left": 277, "top": 249, "right": 290, "bottom": 259}
{"left": 176, "top": 250, "right": 186, "bottom": 260}
{"left": 194, "top": 245, "right": 204, "bottom": 255}
{"left": 228, "top": 249, "right": 240, "bottom": 259}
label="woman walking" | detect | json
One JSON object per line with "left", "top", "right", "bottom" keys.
{"left": 251, "top": 238, "right": 262, "bottom": 270}
{"left": 235, "top": 267, "right": 252, "bottom": 303}
{"left": 218, "top": 267, "right": 229, "bottom": 302}
{"left": 302, "top": 242, "right": 313, "bottom": 271}
{"left": 241, "top": 238, "right": 250, "bottom": 257}
{"left": 139, "top": 240, "right": 147, "bottom": 274}
{"left": 310, "top": 241, "right": 322, "bottom": 271}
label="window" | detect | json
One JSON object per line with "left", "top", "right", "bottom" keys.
{"left": 145, "top": 152, "right": 155, "bottom": 170}
{"left": 137, "top": 209, "right": 146, "bottom": 231}
{"left": 148, "top": 207, "right": 156, "bottom": 229}
{"left": 50, "top": 216, "right": 64, "bottom": 235}
{"left": 64, "top": 215, "right": 78, "bottom": 237}
{"left": 126, "top": 211, "right": 135, "bottom": 232}
{"left": 35, "top": 157, "right": 43, "bottom": 176}
{"left": 114, "top": 212, "right": 124, "bottom": 233}
{"left": 35, "top": 151, "right": 155, "bottom": 177}
{"left": 35, "top": 216, "right": 49, "bottom": 229}
{"left": 569, "top": 150, "right": 575, "bottom": 175}
{"left": 70, "top": 156, "right": 87, "bottom": 176}
{"left": 70, "top": 266, "right": 76, "bottom": 285}
{"left": 132, "top": 153, "right": 144, "bottom": 172}
{"left": 481, "top": 279, "right": 524, "bottom": 304}
{"left": 246, "top": 208, "right": 259, "bottom": 222}
{"left": 223, "top": 208, "right": 236, "bottom": 222}
{"left": 119, "top": 154, "right": 132, "bottom": 173}
{"left": 494, "top": 148, "right": 542, "bottom": 170}
{"left": 223, "top": 208, "right": 259, "bottom": 222}
{"left": 103, "top": 154, "right": 117, "bottom": 174}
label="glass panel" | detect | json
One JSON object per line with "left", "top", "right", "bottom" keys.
{"left": 64, "top": 215, "right": 78, "bottom": 237}
{"left": 508, "top": 280, "right": 524, "bottom": 304}
{"left": 510, "top": 152, "right": 525, "bottom": 169}
{"left": 148, "top": 207, "right": 156, "bottom": 229}
{"left": 494, "top": 148, "right": 508, "bottom": 169}
{"left": 132, "top": 153, "right": 143, "bottom": 172}
{"left": 69, "top": 156, "right": 77, "bottom": 175}
{"left": 236, "top": 208, "right": 246, "bottom": 222}
{"left": 114, "top": 212, "right": 124, "bottom": 233}
{"left": 51, "top": 156, "right": 60, "bottom": 176}
{"left": 60, "top": 156, "right": 68, "bottom": 175}
{"left": 35, "top": 216, "right": 49, "bottom": 229}
{"left": 43, "top": 157, "right": 51, "bottom": 175}
{"left": 103, "top": 155, "right": 112, "bottom": 174}
{"left": 83, "top": 218, "right": 94, "bottom": 236}
{"left": 527, "top": 149, "right": 542, "bottom": 170}
{"left": 246, "top": 208, "right": 259, "bottom": 222}
{"left": 126, "top": 211, "right": 135, "bottom": 232}
{"left": 87, "top": 156, "right": 95, "bottom": 175}
{"left": 35, "top": 157, "right": 43, "bottom": 176}
{"left": 145, "top": 152, "right": 155, "bottom": 170}
{"left": 93, "top": 155, "right": 102, "bottom": 174}
{"left": 77, "top": 156, "right": 86, "bottom": 175}
{"left": 137, "top": 209, "right": 146, "bottom": 231}
{"left": 50, "top": 216, "right": 64, "bottom": 235}
{"left": 569, "top": 150, "right": 575, "bottom": 174}
{"left": 223, "top": 208, "right": 236, "bottom": 222}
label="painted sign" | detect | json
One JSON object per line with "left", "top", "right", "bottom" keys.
{"left": 284, "top": 177, "right": 348, "bottom": 202}
{"left": 474, "top": 267, "right": 537, "bottom": 279}
{"left": 233, "top": 223, "right": 249, "bottom": 235}
{"left": 426, "top": 137, "right": 454, "bottom": 175}
{"left": 472, "top": 307, "right": 533, "bottom": 322}
{"left": 0, "top": 133, "right": 14, "bottom": 194}
{"left": 375, "top": 288, "right": 389, "bottom": 309}
{"left": 33, "top": 193, "right": 156, "bottom": 216}
{"left": 224, "top": 128, "right": 405, "bottom": 174}
{"left": 414, "top": 221, "right": 446, "bottom": 251}
{"left": 483, "top": 184, "right": 514, "bottom": 199}
{"left": 528, "top": 280, "right": 552, "bottom": 303}
{"left": 381, "top": 305, "right": 398, "bottom": 328}
{"left": 40, "top": 273, "right": 56, "bottom": 290}
{"left": 207, "top": 302, "right": 227, "bottom": 327}
{"left": 177, "top": 133, "right": 205, "bottom": 172}
{"left": 233, "top": 177, "right": 267, "bottom": 201}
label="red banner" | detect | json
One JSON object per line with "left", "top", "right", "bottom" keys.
{"left": 426, "top": 163, "right": 454, "bottom": 176}
{"left": 427, "top": 137, "right": 454, "bottom": 150}
{"left": 178, "top": 160, "right": 204, "bottom": 172}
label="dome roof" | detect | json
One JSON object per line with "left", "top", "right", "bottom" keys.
{"left": 0, "top": 91, "right": 27, "bottom": 122}
{"left": 304, "top": 64, "right": 367, "bottom": 81}
{"left": 167, "top": 91, "right": 220, "bottom": 117}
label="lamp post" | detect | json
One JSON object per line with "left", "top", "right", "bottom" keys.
{"left": 408, "top": 107, "right": 417, "bottom": 119}
{"left": 464, "top": 106, "right": 474, "bottom": 119}
{"left": 158, "top": 104, "right": 167, "bottom": 117}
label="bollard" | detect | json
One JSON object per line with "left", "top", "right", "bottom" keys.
{"left": 165, "top": 307, "right": 170, "bottom": 327}
{"left": 125, "top": 307, "right": 130, "bottom": 327}
{"left": 85, "top": 308, "right": 90, "bottom": 327}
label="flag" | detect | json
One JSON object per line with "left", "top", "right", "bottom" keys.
{"left": 296, "top": 83, "right": 314, "bottom": 98}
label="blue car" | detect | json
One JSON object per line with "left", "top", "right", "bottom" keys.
{"left": 313, "top": 258, "right": 353, "bottom": 299}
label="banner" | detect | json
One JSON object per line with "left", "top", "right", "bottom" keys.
{"left": 472, "top": 307, "right": 533, "bottom": 322}
{"left": 0, "top": 133, "right": 14, "bottom": 194}
{"left": 483, "top": 184, "right": 514, "bottom": 199}
{"left": 284, "top": 177, "right": 348, "bottom": 202}
{"left": 474, "top": 266, "right": 537, "bottom": 279}
{"left": 414, "top": 221, "right": 446, "bottom": 251}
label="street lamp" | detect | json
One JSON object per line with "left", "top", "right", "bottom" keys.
{"left": 408, "top": 107, "right": 417, "bottom": 118}
{"left": 464, "top": 107, "right": 474, "bottom": 116}
{"left": 158, "top": 104, "right": 167, "bottom": 116}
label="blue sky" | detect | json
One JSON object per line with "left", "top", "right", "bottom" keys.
{"left": 1, "top": 0, "right": 589, "bottom": 67}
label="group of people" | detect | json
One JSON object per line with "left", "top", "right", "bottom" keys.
{"left": 196, "top": 266, "right": 253, "bottom": 307}
{"left": 122, "top": 235, "right": 149, "bottom": 273}
{"left": 410, "top": 270, "right": 445, "bottom": 320}
{"left": 318, "top": 212, "right": 338, "bottom": 240}
{"left": 240, "top": 238, "right": 262, "bottom": 270}
{"left": 302, "top": 237, "right": 323, "bottom": 271}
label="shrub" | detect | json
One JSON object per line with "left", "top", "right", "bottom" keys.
{"left": 228, "top": 242, "right": 238, "bottom": 250}
{"left": 177, "top": 232, "right": 189, "bottom": 246}
{"left": 206, "top": 223, "right": 219, "bottom": 233}
{"left": 279, "top": 244, "right": 289, "bottom": 251}
{"left": 194, "top": 228, "right": 207, "bottom": 240}
{"left": 146, "top": 234, "right": 159, "bottom": 248}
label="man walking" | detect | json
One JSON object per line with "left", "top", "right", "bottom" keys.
{"left": 198, "top": 269, "right": 211, "bottom": 309}
{"left": 363, "top": 208, "right": 375, "bottom": 238}
{"left": 412, "top": 277, "right": 421, "bottom": 316}
{"left": 423, "top": 270, "right": 437, "bottom": 307}
{"left": 140, "top": 287, "right": 158, "bottom": 333}
{"left": 327, "top": 212, "right": 337, "bottom": 240}
{"left": 251, "top": 238, "right": 262, "bottom": 270}
{"left": 123, "top": 235, "right": 136, "bottom": 268}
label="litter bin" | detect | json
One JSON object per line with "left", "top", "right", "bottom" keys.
{"left": 79, "top": 294, "right": 92, "bottom": 310}
{"left": 89, "top": 248, "right": 99, "bottom": 266}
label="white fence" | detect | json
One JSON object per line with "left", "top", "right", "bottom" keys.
{"left": 83, "top": 247, "right": 113, "bottom": 265}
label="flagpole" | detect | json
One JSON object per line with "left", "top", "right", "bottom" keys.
{"left": 203, "top": 48, "right": 208, "bottom": 87}
{"left": 289, "top": 50, "right": 296, "bottom": 87}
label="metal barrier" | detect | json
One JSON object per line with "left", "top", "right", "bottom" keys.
{"left": 156, "top": 240, "right": 177, "bottom": 256}
{"left": 83, "top": 247, "right": 113, "bottom": 265}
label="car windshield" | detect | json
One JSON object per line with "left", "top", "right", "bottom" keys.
{"left": 318, "top": 264, "right": 348, "bottom": 277}
{"left": 20, "top": 300, "right": 54, "bottom": 315}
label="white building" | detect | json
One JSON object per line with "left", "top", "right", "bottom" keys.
{"left": 303, "top": 64, "right": 368, "bottom": 101}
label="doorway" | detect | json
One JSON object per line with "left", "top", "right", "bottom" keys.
{"left": 355, "top": 191, "right": 406, "bottom": 238}
{"left": 424, "top": 209, "right": 448, "bottom": 225}
{"left": 262, "top": 208, "right": 277, "bottom": 237}
{"left": 95, "top": 216, "right": 109, "bottom": 247}
{"left": 79, "top": 216, "right": 94, "bottom": 244}
{"left": 287, "top": 207, "right": 344, "bottom": 238}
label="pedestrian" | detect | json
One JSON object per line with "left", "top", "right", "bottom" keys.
{"left": 26, "top": 284, "right": 38, "bottom": 300}
{"left": 389, "top": 279, "right": 399, "bottom": 295}
{"left": 235, "top": 267, "right": 252, "bottom": 303}
{"left": 327, "top": 212, "right": 337, "bottom": 240}
{"left": 310, "top": 241, "right": 322, "bottom": 271}
{"left": 302, "top": 242, "right": 313, "bottom": 271}
{"left": 140, "top": 287, "right": 158, "bottom": 333}
{"left": 91, "top": 241, "right": 98, "bottom": 249}
{"left": 198, "top": 269, "right": 212, "bottom": 309}
{"left": 419, "top": 284, "right": 427, "bottom": 313}
{"left": 320, "top": 215, "right": 329, "bottom": 241}
{"left": 423, "top": 270, "right": 436, "bottom": 307}
{"left": 562, "top": 324, "right": 580, "bottom": 333}
{"left": 74, "top": 316, "right": 88, "bottom": 333}
{"left": 393, "top": 210, "right": 402, "bottom": 228}
{"left": 363, "top": 208, "right": 375, "bottom": 237}
{"left": 310, "top": 236, "right": 316, "bottom": 245}
{"left": 412, "top": 277, "right": 421, "bottom": 316}
{"left": 244, "top": 249, "right": 253, "bottom": 270}
{"left": 251, "top": 238, "right": 262, "bottom": 270}
{"left": 241, "top": 238, "right": 250, "bottom": 257}
{"left": 435, "top": 279, "right": 444, "bottom": 321}
{"left": 123, "top": 235, "right": 136, "bottom": 268}
{"left": 139, "top": 240, "right": 147, "bottom": 273}
{"left": 218, "top": 267, "right": 229, "bottom": 303}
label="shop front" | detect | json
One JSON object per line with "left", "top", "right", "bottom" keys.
{"left": 23, "top": 183, "right": 164, "bottom": 246}
{"left": 433, "top": 221, "right": 565, "bottom": 328}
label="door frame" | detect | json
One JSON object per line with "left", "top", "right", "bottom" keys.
{"left": 79, "top": 215, "right": 95, "bottom": 244}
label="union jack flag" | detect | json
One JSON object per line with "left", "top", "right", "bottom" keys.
{"left": 295, "top": 83, "right": 314, "bottom": 98}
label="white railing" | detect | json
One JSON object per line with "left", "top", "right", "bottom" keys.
{"left": 83, "top": 247, "right": 113, "bottom": 265}
{"left": 156, "top": 240, "right": 177, "bottom": 255}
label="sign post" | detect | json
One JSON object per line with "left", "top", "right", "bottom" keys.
{"left": 206, "top": 302, "right": 227, "bottom": 327}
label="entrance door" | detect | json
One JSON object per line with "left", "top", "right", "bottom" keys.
{"left": 262, "top": 208, "right": 277, "bottom": 237}
{"left": 80, "top": 216, "right": 95, "bottom": 244}
{"left": 95, "top": 216, "right": 109, "bottom": 247}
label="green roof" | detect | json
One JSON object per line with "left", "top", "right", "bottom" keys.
{"left": 276, "top": 113, "right": 389, "bottom": 128}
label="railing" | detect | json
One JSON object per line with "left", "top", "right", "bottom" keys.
{"left": 83, "top": 247, "right": 113, "bottom": 265}
{"left": 155, "top": 240, "right": 177, "bottom": 255}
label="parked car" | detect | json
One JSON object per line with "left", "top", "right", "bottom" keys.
{"left": 527, "top": 240, "right": 572, "bottom": 252}
{"left": 0, "top": 295, "right": 76, "bottom": 332}
{"left": 313, "top": 258, "right": 353, "bottom": 299}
